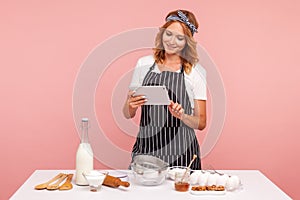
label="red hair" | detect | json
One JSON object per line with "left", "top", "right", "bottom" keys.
{"left": 153, "top": 10, "right": 199, "bottom": 74}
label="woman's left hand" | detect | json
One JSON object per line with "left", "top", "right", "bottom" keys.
{"left": 168, "top": 100, "right": 185, "bottom": 120}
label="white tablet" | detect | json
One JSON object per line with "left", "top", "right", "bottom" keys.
{"left": 133, "top": 86, "right": 171, "bottom": 105}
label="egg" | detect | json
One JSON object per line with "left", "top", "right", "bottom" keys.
{"left": 190, "top": 171, "right": 201, "bottom": 185}
{"left": 216, "top": 174, "right": 229, "bottom": 186}
{"left": 207, "top": 173, "right": 218, "bottom": 186}
{"left": 231, "top": 175, "right": 241, "bottom": 188}
{"left": 198, "top": 171, "right": 209, "bottom": 186}
{"left": 226, "top": 177, "right": 235, "bottom": 191}
{"left": 226, "top": 175, "right": 240, "bottom": 191}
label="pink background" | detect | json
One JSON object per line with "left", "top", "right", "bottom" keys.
{"left": 1, "top": 0, "right": 299, "bottom": 199}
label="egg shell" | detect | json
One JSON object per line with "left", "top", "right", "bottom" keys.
{"left": 190, "top": 172, "right": 199, "bottom": 185}
{"left": 198, "top": 172, "right": 209, "bottom": 186}
{"left": 216, "top": 174, "right": 229, "bottom": 186}
{"left": 226, "top": 177, "right": 235, "bottom": 191}
{"left": 230, "top": 175, "right": 240, "bottom": 189}
{"left": 226, "top": 175, "right": 240, "bottom": 191}
{"left": 207, "top": 173, "right": 219, "bottom": 186}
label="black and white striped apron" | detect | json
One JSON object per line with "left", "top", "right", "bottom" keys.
{"left": 132, "top": 62, "right": 201, "bottom": 170}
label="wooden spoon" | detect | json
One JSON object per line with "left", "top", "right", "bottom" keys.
{"left": 34, "top": 173, "right": 64, "bottom": 190}
{"left": 46, "top": 174, "right": 67, "bottom": 190}
{"left": 59, "top": 174, "right": 73, "bottom": 190}
{"left": 181, "top": 154, "right": 197, "bottom": 182}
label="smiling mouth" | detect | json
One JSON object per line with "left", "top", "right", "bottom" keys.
{"left": 166, "top": 44, "right": 177, "bottom": 50}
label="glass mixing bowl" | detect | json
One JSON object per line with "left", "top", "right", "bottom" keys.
{"left": 130, "top": 155, "right": 169, "bottom": 186}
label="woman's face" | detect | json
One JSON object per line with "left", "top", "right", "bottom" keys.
{"left": 162, "top": 22, "right": 186, "bottom": 55}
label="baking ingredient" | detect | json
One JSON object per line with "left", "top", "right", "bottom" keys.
{"left": 207, "top": 173, "right": 218, "bottom": 186}
{"left": 84, "top": 171, "right": 106, "bottom": 186}
{"left": 192, "top": 185, "right": 225, "bottom": 191}
{"left": 82, "top": 170, "right": 107, "bottom": 192}
{"left": 190, "top": 171, "right": 201, "bottom": 185}
{"left": 226, "top": 175, "right": 240, "bottom": 191}
{"left": 187, "top": 170, "right": 241, "bottom": 191}
{"left": 75, "top": 118, "right": 94, "bottom": 185}
{"left": 76, "top": 143, "right": 93, "bottom": 185}
{"left": 198, "top": 171, "right": 210, "bottom": 186}
{"left": 175, "top": 182, "right": 190, "bottom": 192}
{"left": 216, "top": 174, "right": 229, "bottom": 186}
{"left": 174, "top": 171, "right": 190, "bottom": 192}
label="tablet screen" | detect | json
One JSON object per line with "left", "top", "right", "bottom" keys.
{"left": 133, "top": 86, "right": 170, "bottom": 105}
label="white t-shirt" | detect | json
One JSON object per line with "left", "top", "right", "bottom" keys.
{"left": 129, "top": 55, "right": 207, "bottom": 108}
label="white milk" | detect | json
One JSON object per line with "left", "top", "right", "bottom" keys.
{"left": 75, "top": 143, "right": 94, "bottom": 185}
{"left": 84, "top": 171, "right": 106, "bottom": 186}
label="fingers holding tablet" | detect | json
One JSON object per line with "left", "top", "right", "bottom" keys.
{"left": 127, "top": 91, "right": 148, "bottom": 108}
{"left": 132, "top": 86, "right": 171, "bottom": 105}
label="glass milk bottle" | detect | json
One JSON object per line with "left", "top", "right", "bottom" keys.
{"left": 75, "top": 118, "right": 94, "bottom": 185}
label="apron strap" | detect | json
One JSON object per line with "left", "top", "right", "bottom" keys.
{"left": 180, "top": 65, "right": 184, "bottom": 74}
{"left": 149, "top": 62, "right": 156, "bottom": 71}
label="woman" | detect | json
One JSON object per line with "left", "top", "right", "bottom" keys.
{"left": 123, "top": 10, "right": 206, "bottom": 169}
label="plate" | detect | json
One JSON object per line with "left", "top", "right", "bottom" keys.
{"left": 190, "top": 189, "right": 226, "bottom": 195}
{"left": 107, "top": 170, "right": 129, "bottom": 182}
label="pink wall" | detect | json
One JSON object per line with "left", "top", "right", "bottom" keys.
{"left": 1, "top": 0, "right": 299, "bottom": 199}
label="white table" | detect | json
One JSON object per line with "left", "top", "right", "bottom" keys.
{"left": 10, "top": 170, "right": 291, "bottom": 200}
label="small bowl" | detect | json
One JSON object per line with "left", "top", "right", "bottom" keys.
{"left": 82, "top": 170, "right": 107, "bottom": 192}
{"left": 167, "top": 166, "right": 189, "bottom": 180}
{"left": 174, "top": 171, "right": 190, "bottom": 192}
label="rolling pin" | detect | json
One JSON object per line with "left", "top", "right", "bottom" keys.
{"left": 103, "top": 174, "right": 130, "bottom": 188}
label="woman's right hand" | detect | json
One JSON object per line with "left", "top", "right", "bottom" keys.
{"left": 123, "top": 90, "right": 147, "bottom": 119}
{"left": 126, "top": 90, "right": 147, "bottom": 109}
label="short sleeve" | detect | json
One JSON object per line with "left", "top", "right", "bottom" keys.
{"left": 192, "top": 63, "right": 207, "bottom": 100}
{"left": 129, "top": 59, "right": 143, "bottom": 89}
{"left": 129, "top": 55, "right": 155, "bottom": 90}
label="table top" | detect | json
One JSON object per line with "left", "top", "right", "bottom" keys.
{"left": 10, "top": 170, "right": 291, "bottom": 200}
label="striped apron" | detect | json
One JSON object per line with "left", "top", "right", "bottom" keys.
{"left": 132, "top": 62, "right": 201, "bottom": 170}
